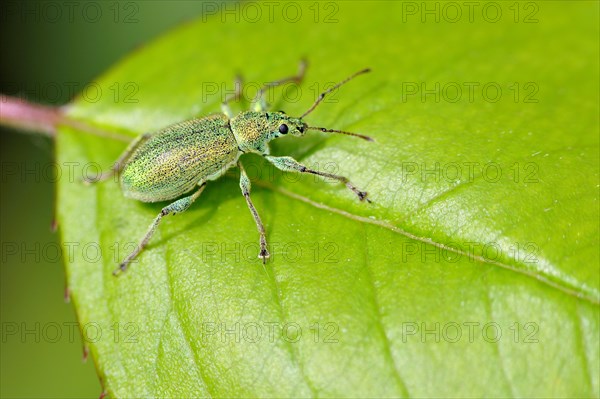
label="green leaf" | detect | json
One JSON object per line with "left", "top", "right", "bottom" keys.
{"left": 57, "top": 2, "right": 599, "bottom": 397}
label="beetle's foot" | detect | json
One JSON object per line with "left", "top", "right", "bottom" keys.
{"left": 259, "top": 248, "right": 270, "bottom": 264}
{"left": 112, "top": 262, "right": 128, "bottom": 277}
{"left": 357, "top": 190, "right": 372, "bottom": 203}
{"left": 81, "top": 176, "right": 96, "bottom": 186}
{"left": 82, "top": 170, "right": 116, "bottom": 185}
{"left": 345, "top": 182, "right": 372, "bottom": 203}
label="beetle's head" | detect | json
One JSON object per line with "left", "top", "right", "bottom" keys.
{"left": 266, "top": 111, "right": 307, "bottom": 137}
{"left": 230, "top": 68, "right": 374, "bottom": 154}
{"left": 230, "top": 111, "right": 308, "bottom": 153}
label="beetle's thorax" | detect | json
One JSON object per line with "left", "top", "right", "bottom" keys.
{"left": 230, "top": 111, "right": 271, "bottom": 154}
{"left": 230, "top": 111, "right": 307, "bottom": 154}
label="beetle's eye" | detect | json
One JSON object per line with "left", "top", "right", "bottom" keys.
{"left": 278, "top": 124, "right": 289, "bottom": 134}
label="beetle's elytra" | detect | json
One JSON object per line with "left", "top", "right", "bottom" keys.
{"left": 86, "top": 61, "right": 374, "bottom": 276}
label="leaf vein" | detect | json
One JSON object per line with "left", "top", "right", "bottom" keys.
{"left": 258, "top": 181, "right": 600, "bottom": 305}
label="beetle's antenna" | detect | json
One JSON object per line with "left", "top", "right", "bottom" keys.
{"left": 306, "top": 126, "right": 374, "bottom": 142}
{"left": 300, "top": 68, "right": 371, "bottom": 119}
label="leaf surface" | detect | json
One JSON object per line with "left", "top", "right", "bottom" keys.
{"left": 58, "top": 2, "right": 599, "bottom": 397}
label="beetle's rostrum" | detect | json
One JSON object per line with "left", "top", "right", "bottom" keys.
{"left": 85, "top": 61, "right": 374, "bottom": 276}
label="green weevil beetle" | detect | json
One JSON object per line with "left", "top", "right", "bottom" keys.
{"left": 86, "top": 61, "right": 374, "bottom": 276}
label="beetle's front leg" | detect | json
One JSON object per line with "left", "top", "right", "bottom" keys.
{"left": 251, "top": 59, "right": 307, "bottom": 112}
{"left": 238, "top": 162, "right": 269, "bottom": 263}
{"left": 113, "top": 182, "right": 206, "bottom": 276}
{"left": 221, "top": 75, "right": 243, "bottom": 118}
{"left": 84, "top": 133, "right": 151, "bottom": 184}
{"left": 265, "top": 155, "right": 371, "bottom": 202}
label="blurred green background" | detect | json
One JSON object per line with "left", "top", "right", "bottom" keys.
{"left": 0, "top": 1, "right": 226, "bottom": 397}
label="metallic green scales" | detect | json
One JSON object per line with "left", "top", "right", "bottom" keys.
{"left": 86, "top": 63, "right": 373, "bottom": 275}
{"left": 230, "top": 111, "right": 306, "bottom": 154}
{"left": 121, "top": 114, "right": 238, "bottom": 202}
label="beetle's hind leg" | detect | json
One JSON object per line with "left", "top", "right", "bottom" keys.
{"left": 83, "top": 133, "right": 151, "bottom": 184}
{"left": 113, "top": 182, "right": 207, "bottom": 276}
{"left": 238, "top": 162, "right": 269, "bottom": 263}
{"left": 252, "top": 59, "right": 307, "bottom": 112}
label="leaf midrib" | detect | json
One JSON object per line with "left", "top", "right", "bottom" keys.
{"left": 256, "top": 181, "right": 600, "bottom": 306}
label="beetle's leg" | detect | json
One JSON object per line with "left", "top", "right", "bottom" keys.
{"left": 252, "top": 59, "right": 307, "bottom": 112}
{"left": 238, "top": 162, "right": 269, "bottom": 263}
{"left": 221, "top": 75, "right": 243, "bottom": 118}
{"left": 265, "top": 155, "right": 371, "bottom": 203}
{"left": 84, "top": 133, "right": 151, "bottom": 184}
{"left": 113, "top": 183, "right": 206, "bottom": 276}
